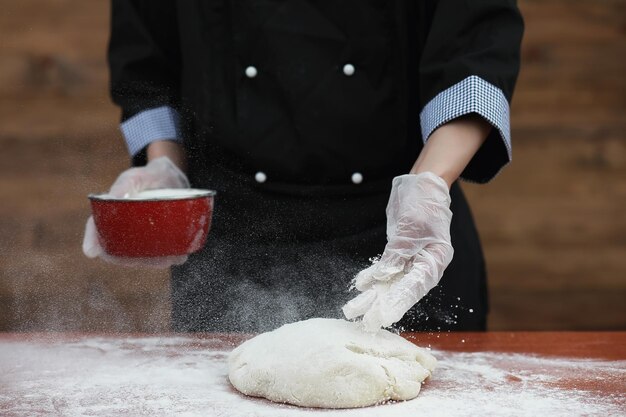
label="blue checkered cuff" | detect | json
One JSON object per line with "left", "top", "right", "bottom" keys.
{"left": 120, "top": 106, "right": 183, "bottom": 156}
{"left": 420, "top": 76, "right": 512, "bottom": 182}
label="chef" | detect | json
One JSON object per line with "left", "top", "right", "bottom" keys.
{"left": 83, "top": 0, "right": 523, "bottom": 333}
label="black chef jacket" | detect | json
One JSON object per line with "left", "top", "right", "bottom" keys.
{"left": 107, "top": 0, "right": 523, "bottom": 332}
{"left": 110, "top": 0, "right": 523, "bottom": 185}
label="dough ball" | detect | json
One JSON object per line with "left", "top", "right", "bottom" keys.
{"left": 228, "top": 318, "right": 436, "bottom": 408}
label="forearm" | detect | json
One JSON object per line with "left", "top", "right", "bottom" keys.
{"left": 147, "top": 140, "right": 187, "bottom": 172}
{"left": 411, "top": 114, "right": 492, "bottom": 188}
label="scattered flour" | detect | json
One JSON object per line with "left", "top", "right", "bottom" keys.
{"left": 0, "top": 336, "right": 624, "bottom": 417}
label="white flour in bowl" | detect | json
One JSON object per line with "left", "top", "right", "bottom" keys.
{"left": 0, "top": 336, "right": 624, "bottom": 417}
{"left": 130, "top": 189, "right": 211, "bottom": 200}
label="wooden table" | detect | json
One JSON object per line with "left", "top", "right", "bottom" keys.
{"left": 1, "top": 332, "right": 624, "bottom": 416}
{"left": 405, "top": 331, "right": 626, "bottom": 360}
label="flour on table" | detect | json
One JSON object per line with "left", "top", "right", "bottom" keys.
{"left": 228, "top": 318, "right": 436, "bottom": 408}
{"left": 2, "top": 335, "right": 624, "bottom": 416}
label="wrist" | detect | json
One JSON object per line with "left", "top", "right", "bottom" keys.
{"left": 411, "top": 115, "right": 491, "bottom": 188}
{"left": 409, "top": 165, "right": 455, "bottom": 189}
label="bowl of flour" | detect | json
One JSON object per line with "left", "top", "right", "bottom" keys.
{"left": 89, "top": 188, "right": 216, "bottom": 257}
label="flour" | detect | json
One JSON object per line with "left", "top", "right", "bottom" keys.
{"left": 109, "top": 188, "right": 211, "bottom": 200}
{"left": 132, "top": 189, "right": 210, "bottom": 199}
{"left": 1, "top": 336, "right": 624, "bottom": 417}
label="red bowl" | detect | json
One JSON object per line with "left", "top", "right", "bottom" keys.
{"left": 89, "top": 189, "right": 216, "bottom": 257}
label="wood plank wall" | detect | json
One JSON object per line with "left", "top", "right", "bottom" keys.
{"left": 0, "top": 0, "right": 624, "bottom": 331}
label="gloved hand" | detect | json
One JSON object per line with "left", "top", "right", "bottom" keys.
{"left": 342, "top": 172, "right": 454, "bottom": 332}
{"left": 82, "top": 156, "right": 191, "bottom": 268}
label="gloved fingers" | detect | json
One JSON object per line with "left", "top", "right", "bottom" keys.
{"left": 342, "top": 287, "right": 377, "bottom": 320}
{"left": 356, "top": 282, "right": 395, "bottom": 332}
{"left": 353, "top": 257, "right": 405, "bottom": 291}
{"left": 361, "top": 302, "right": 386, "bottom": 333}
{"left": 108, "top": 157, "right": 190, "bottom": 198}
{"left": 109, "top": 168, "right": 145, "bottom": 198}
{"left": 418, "top": 242, "right": 454, "bottom": 276}
{"left": 361, "top": 294, "right": 393, "bottom": 333}
{"left": 380, "top": 264, "right": 434, "bottom": 326}
{"left": 361, "top": 293, "right": 410, "bottom": 333}
{"left": 353, "top": 264, "right": 379, "bottom": 291}
{"left": 138, "top": 156, "right": 190, "bottom": 191}
{"left": 361, "top": 265, "right": 433, "bottom": 332}
{"left": 379, "top": 234, "right": 425, "bottom": 259}
{"left": 362, "top": 246, "right": 453, "bottom": 331}
{"left": 370, "top": 257, "right": 406, "bottom": 282}
{"left": 82, "top": 217, "right": 104, "bottom": 258}
{"left": 145, "top": 156, "right": 190, "bottom": 188}
{"left": 353, "top": 241, "right": 418, "bottom": 291}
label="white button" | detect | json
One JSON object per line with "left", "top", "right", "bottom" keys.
{"left": 351, "top": 172, "right": 363, "bottom": 184}
{"left": 255, "top": 171, "right": 267, "bottom": 183}
{"left": 245, "top": 66, "right": 258, "bottom": 78}
{"left": 343, "top": 63, "right": 355, "bottom": 76}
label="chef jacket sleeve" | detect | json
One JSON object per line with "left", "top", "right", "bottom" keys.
{"left": 108, "top": 0, "right": 182, "bottom": 162}
{"left": 419, "top": 0, "right": 524, "bottom": 183}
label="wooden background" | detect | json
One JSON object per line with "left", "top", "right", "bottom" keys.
{"left": 0, "top": 0, "right": 624, "bottom": 332}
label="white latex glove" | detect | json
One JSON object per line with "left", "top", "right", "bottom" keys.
{"left": 82, "top": 156, "right": 191, "bottom": 268}
{"left": 342, "top": 172, "right": 454, "bottom": 332}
